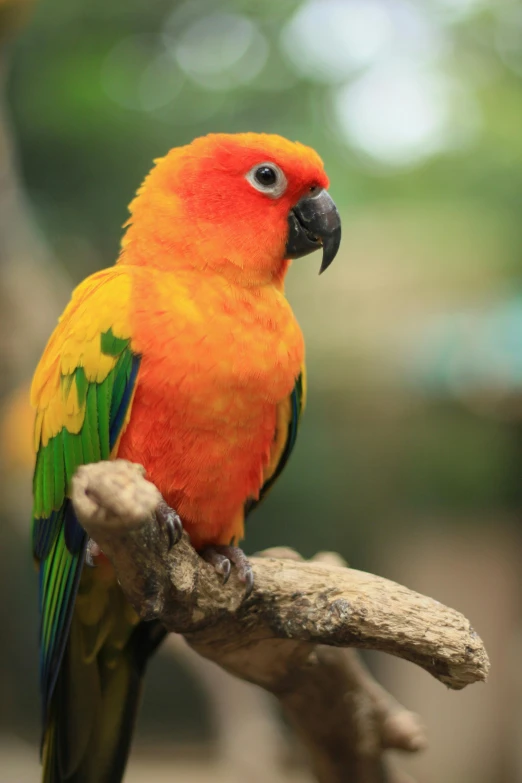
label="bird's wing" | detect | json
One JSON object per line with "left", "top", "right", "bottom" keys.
{"left": 246, "top": 366, "right": 306, "bottom": 515}
{"left": 31, "top": 267, "right": 140, "bottom": 727}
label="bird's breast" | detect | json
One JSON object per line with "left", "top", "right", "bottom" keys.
{"left": 130, "top": 269, "right": 303, "bottom": 408}
{"left": 117, "top": 269, "right": 304, "bottom": 544}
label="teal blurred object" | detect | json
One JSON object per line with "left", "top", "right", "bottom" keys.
{"left": 405, "top": 296, "right": 522, "bottom": 397}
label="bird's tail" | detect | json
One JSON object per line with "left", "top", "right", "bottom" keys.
{"left": 42, "top": 616, "right": 166, "bottom": 783}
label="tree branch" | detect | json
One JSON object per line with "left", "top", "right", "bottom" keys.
{"left": 71, "top": 459, "right": 489, "bottom": 783}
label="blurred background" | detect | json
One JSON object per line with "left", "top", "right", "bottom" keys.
{"left": 1, "top": 0, "right": 522, "bottom": 781}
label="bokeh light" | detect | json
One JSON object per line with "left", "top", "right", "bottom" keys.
{"left": 281, "top": 0, "right": 394, "bottom": 83}
{"left": 168, "top": 12, "right": 268, "bottom": 91}
{"left": 333, "top": 59, "right": 479, "bottom": 166}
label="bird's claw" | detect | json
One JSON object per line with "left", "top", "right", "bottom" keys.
{"left": 84, "top": 538, "right": 101, "bottom": 567}
{"left": 201, "top": 545, "right": 254, "bottom": 599}
{"left": 201, "top": 549, "right": 232, "bottom": 584}
{"left": 156, "top": 501, "right": 183, "bottom": 550}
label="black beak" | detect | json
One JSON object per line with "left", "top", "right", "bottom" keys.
{"left": 285, "top": 189, "right": 341, "bottom": 274}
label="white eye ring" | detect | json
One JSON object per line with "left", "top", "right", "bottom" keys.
{"left": 245, "top": 162, "right": 287, "bottom": 199}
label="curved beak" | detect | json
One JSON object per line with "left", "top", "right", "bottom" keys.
{"left": 285, "top": 189, "right": 341, "bottom": 274}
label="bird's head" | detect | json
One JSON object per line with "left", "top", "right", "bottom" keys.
{"left": 121, "top": 133, "right": 341, "bottom": 286}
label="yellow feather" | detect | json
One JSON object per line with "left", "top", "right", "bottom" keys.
{"left": 262, "top": 395, "right": 292, "bottom": 486}
{"left": 65, "top": 378, "right": 80, "bottom": 416}
{"left": 32, "top": 268, "right": 134, "bottom": 451}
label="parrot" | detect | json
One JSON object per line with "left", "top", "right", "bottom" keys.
{"left": 31, "top": 132, "right": 341, "bottom": 783}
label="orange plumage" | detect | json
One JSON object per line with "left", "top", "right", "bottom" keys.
{"left": 117, "top": 133, "right": 327, "bottom": 547}
{"left": 32, "top": 132, "right": 339, "bottom": 783}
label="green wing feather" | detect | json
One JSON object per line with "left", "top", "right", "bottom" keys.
{"left": 33, "top": 329, "right": 141, "bottom": 778}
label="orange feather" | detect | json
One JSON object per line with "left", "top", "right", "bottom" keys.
{"left": 115, "top": 132, "right": 326, "bottom": 547}
{"left": 117, "top": 264, "right": 304, "bottom": 547}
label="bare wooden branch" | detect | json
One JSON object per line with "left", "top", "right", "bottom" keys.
{"left": 71, "top": 459, "right": 490, "bottom": 783}
{"left": 72, "top": 459, "right": 489, "bottom": 688}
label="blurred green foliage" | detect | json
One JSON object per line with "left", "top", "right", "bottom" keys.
{"left": 8, "top": 0, "right": 522, "bottom": 266}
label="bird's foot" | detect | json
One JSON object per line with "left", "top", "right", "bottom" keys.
{"left": 84, "top": 538, "right": 101, "bottom": 567}
{"left": 201, "top": 545, "right": 254, "bottom": 598}
{"left": 156, "top": 500, "right": 183, "bottom": 549}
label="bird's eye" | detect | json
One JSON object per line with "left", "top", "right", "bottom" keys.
{"left": 255, "top": 166, "right": 277, "bottom": 186}
{"left": 246, "top": 162, "right": 287, "bottom": 198}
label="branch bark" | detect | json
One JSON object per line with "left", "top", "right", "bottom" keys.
{"left": 71, "top": 459, "right": 490, "bottom": 783}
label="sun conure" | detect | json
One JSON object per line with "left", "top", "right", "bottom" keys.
{"left": 31, "top": 132, "right": 341, "bottom": 783}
